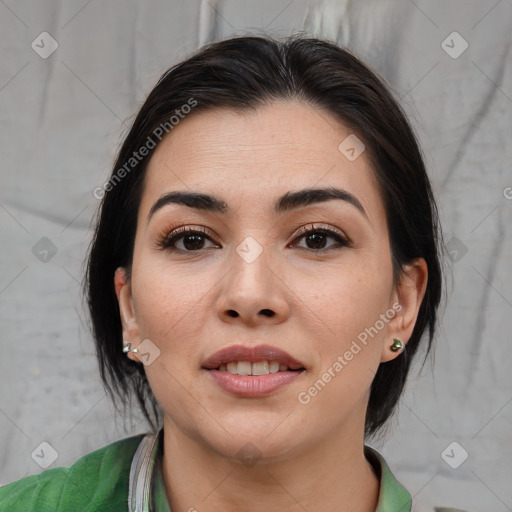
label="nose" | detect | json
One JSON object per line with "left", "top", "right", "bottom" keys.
{"left": 214, "top": 241, "right": 290, "bottom": 327}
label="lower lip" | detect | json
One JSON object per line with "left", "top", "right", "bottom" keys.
{"left": 206, "top": 369, "right": 304, "bottom": 397}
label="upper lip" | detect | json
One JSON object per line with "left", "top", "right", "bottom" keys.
{"left": 202, "top": 344, "right": 305, "bottom": 370}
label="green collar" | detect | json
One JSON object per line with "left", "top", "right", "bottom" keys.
{"left": 364, "top": 445, "right": 412, "bottom": 512}
{"left": 129, "top": 430, "right": 411, "bottom": 512}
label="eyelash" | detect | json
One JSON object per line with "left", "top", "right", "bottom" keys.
{"left": 155, "top": 224, "right": 351, "bottom": 253}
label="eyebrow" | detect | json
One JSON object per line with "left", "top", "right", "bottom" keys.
{"left": 147, "top": 187, "right": 370, "bottom": 225}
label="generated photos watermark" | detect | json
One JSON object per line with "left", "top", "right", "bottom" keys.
{"left": 93, "top": 97, "right": 198, "bottom": 200}
{"left": 298, "top": 302, "right": 403, "bottom": 405}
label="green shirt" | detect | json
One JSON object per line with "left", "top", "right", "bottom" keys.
{"left": 0, "top": 429, "right": 467, "bottom": 511}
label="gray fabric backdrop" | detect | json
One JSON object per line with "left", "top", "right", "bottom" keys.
{"left": 1, "top": 1, "right": 511, "bottom": 511}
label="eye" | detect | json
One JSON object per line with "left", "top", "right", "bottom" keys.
{"left": 290, "top": 223, "right": 351, "bottom": 251}
{"left": 156, "top": 223, "right": 351, "bottom": 253}
{"left": 155, "top": 226, "right": 219, "bottom": 252}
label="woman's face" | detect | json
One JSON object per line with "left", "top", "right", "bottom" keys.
{"left": 115, "top": 100, "right": 426, "bottom": 462}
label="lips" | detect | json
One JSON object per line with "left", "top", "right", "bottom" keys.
{"left": 202, "top": 344, "right": 306, "bottom": 398}
{"left": 202, "top": 344, "right": 305, "bottom": 371}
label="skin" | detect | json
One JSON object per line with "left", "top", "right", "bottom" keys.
{"left": 114, "top": 100, "right": 427, "bottom": 512}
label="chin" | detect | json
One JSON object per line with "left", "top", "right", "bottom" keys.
{"left": 193, "top": 416, "right": 311, "bottom": 466}
{"left": 212, "top": 436, "right": 301, "bottom": 467}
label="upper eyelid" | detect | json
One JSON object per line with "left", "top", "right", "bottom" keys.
{"left": 162, "top": 222, "right": 344, "bottom": 237}
{"left": 294, "top": 223, "right": 347, "bottom": 239}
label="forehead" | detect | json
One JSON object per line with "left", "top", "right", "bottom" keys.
{"left": 140, "top": 100, "right": 384, "bottom": 223}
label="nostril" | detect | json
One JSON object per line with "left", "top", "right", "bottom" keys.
{"left": 260, "top": 309, "right": 274, "bottom": 317}
{"left": 227, "top": 310, "right": 238, "bottom": 318}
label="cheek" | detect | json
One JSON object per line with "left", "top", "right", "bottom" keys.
{"left": 292, "top": 252, "right": 394, "bottom": 347}
{"left": 132, "top": 266, "right": 210, "bottom": 430}
{"left": 295, "top": 264, "right": 390, "bottom": 412}
{"left": 131, "top": 260, "right": 212, "bottom": 362}
{"left": 292, "top": 260, "right": 393, "bottom": 413}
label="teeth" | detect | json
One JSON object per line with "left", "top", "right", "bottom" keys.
{"left": 226, "top": 362, "right": 238, "bottom": 373}
{"left": 219, "top": 360, "right": 290, "bottom": 375}
{"left": 237, "top": 361, "right": 252, "bottom": 375}
{"left": 252, "top": 361, "right": 269, "bottom": 376}
{"left": 269, "top": 361, "right": 280, "bottom": 373}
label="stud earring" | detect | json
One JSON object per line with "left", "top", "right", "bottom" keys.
{"left": 390, "top": 338, "right": 403, "bottom": 352}
{"left": 123, "top": 341, "right": 139, "bottom": 354}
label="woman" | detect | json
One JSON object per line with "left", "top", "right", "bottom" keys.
{"left": 0, "top": 34, "right": 467, "bottom": 512}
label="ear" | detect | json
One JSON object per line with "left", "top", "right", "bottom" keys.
{"left": 114, "top": 267, "right": 142, "bottom": 362}
{"left": 380, "top": 258, "right": 428, "bottom": 363}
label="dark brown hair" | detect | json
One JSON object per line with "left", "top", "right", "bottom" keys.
{"left": 83, "top": 34, "right": 443, "bottom": 439}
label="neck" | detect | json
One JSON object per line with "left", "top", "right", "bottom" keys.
{"left": 160, "top": 418, "right": 380, "bottom": 512}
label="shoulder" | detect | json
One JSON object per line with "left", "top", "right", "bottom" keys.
{"left": 364, "top": 446, "right": 472, "bottom": 512}
{"left": 0, "top": 433, "right": 145, "bottom": 512}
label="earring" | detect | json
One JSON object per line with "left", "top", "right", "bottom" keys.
{"left": 123, "top": 341, "right": 139, "bottom": 354}
{"left": 390, "top": 338, "right": 403, "bottom": 352}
